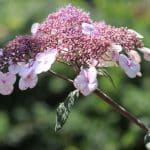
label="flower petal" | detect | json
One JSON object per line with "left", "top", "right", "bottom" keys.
{"left": 138, "top": 47, "right": 150, "bottom": 61}
{"left": 0, "top": 83, "right": 14, "bottom": 95}
{"left": 31, "top": 23, "right": 39, "bottom": 35}
{"left": 73, "top": 67, "right": 97, "bottom": 96}
{"left": 119, "top": 54, "right": 140, "bottom": 78}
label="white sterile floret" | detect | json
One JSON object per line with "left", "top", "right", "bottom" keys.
{"left": 0, "top": 72, "right": 16, "bottom": 95}
{"left": 8, "top": 62, "right": 24, "bottom": 75}
{"left": 82, "top": 22, "right": 96, "bottom": 36}
{"left": 119, "top": 54, "right": 140, "bottom": 78}
{"left": 138, "top": 47, "right": 150, "bottom": 61}
{"left": 73, "top": 67, "right": 98, "bottom": 96}
{"left": 19, "top": 71, "right": 38, "bottom": 91}
{"left": 34, "top": 48, "right": 57, "bottom": 74}
{"left": 18, "top": 60, "right": 38, "bottom": 90}
{"left": 128, "top": 50, "right": 141, "bottom": 63}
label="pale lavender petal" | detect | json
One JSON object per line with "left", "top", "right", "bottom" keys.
{"left": 138, "top": 47, "right": 150, "bottom": 61}
{"left": 119, "top": 54, "right": 130, "bottom": 70}
{"left": 5, "top": 72, "right": 16, "bottom": 84}
{"left": 73, "top": 67, "right": 97, "bottom": 96}
{"left": 128, "top": 50, "right": 141, "bottom": 63}
{"left": 86, "top": 67, "right": 97, "bottom": 83}
{"left": 8, "top": 63, "right": 21, "bottom": 75}
{"left": 28, "top": 75, "right": 38, "bottom": 88}
{"left": 88, "top": 82, "right": 98, "bottom": 92}
{"left": 82, "top": 22, "right": 96, "bottom": 35}
{"left": 19, "top": 61, "right": 35, "bottom": 78}
{"left": 31, "top": 23, "right": 39, "bottom": 35}
{"left": 19, "top": 78, "right": 28, "bottom": 91}
{"left": 125, "top": 62, "right": 140, "bottom": 78}
{"left": 0, "top": 83, "right": 14, "bottom": 95}
{"left": 19, "top": 68, "right": 38, "bottom": 91}
{"left": 119, "top": 54, "right": 140, "bottom": 78}
{"left": 35, "top": 48, "right": 57, "bottom": 74}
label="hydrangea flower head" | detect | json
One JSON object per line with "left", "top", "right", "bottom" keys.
{"left": 0, "top": 4, "right": 149, "bottom": 95}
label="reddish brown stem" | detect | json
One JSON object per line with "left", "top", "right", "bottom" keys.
{"left": 94, "top": 89, "right": 149, "bottom": 132}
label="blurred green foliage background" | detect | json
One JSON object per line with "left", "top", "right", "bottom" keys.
{"left": 0, "top": 0, "right": 150, "bottom": 150}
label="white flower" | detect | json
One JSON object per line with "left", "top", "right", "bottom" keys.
{"left": 119, "top": 54, "right": 140, "bottom": 78}
{"left": 128, "top": 29, "right": 144, "bottom": 39}
{"left": 0, "top": 72, "right": 16, "bottom": 95}
{"left": 31, "top": 23, "right": 40, "bottom": 35}
{"left": 138, "top": 47, "right": 150, "bottom": 61}
{"left": 34, "top": 48, "right": 57, "bottom": 74}
{"left": 82, "top": 22, "right": 96, "bottom": 36}
{"left": 73, "top": 67, "right": 98, "bottom": 96}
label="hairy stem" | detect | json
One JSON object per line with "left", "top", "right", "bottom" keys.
{"left": 48, "top": 70, "right": 150, "bottom": 132}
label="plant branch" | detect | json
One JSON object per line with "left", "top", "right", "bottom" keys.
{"left": 48, "top": 70, "right": 150, "bottom": 132}
{"left": 94, "top": 89, "right": 150, "bottom": 132}
{"left": 48, "top": 70, "right": 73, "bottom": 84}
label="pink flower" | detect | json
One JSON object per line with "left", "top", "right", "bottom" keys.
{"left": 0, "top": 72, "right": 16, "bottom": 95}
{"left": 34, "top": 48, "right": 57, "bottom": 74}
{"left": 19, "top": 71, "right": 38, "bottom": 91}
{"left": 119, "top": 54, "right": 140, "bottom": 78}
{"left": 73, "top": 67, "right": 97, "bottom": 96}
{"left": 31, "top": 23, "right": 40, "bottom": 35}
{"left": 138, "top": 47, "right": 150, "bottom": 61}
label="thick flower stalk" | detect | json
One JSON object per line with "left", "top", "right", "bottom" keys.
{"left": 0, "top": 5, "right": 149, "bottom": 136}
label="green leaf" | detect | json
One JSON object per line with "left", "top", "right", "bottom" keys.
{"left": 55, "top": 90, "right": 80, "bottom": 132}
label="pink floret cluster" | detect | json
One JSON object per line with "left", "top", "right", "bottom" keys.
{"left": 0, "top": 4, "right": 149, "bottom": 96}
